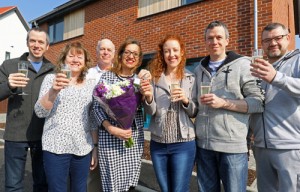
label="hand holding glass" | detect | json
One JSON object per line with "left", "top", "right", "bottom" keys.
{"left": 200, "top": 82, "right": 211, "bottom": 116}
{"left": 18, "top": 62, "right": 29, "bottom": 95}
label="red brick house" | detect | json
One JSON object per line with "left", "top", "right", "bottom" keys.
{"left": 32, "top": 0, "right": 298, "bottom": 65}
{"left": 0, "top": 0, "right": 299, "bottom": 127}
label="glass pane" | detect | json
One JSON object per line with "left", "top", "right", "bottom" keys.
{"left": 182, "top": 0, "right": 200, "bottom": 5}
{"left": 48, "top": 24, "right": 54, "bottom": 43}
{"left": 5, "top": 52, "right": 10, "bottom": 60}
{"left": 55, "top": 20, "right": 64, "bottom": 42}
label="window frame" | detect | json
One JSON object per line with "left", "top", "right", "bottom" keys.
{"left": 138, "top": 0, "right": 203, "bottom": 18}
{"left": 48, "top": 19, "right": 64, "bottom": 44}
{"left": 5, "top": 51, "right": 10, "bottom": 60}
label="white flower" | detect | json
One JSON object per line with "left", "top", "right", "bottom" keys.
{"left": 102, "top": 80, "right": 130, "bottom": 99}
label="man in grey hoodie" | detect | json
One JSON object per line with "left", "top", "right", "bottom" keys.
{"left": 194, "top": 21, "right": 264, "bottom": 192}
{"left": 250, "top": 22, "right": 300, "bottom": 192}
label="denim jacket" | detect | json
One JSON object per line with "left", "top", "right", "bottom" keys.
{"left": 143, "top": 70, "right": 197, "bottom": 139}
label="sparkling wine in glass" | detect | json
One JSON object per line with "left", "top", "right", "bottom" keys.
{"left": 200, "top": 82, "right": 211, "bottom": 116}
{"left": 61, "top": 64, "right": 72, "bottom": 80}
{"left": 170, "top": 83, "right": 180, "bottom": 102}
{"left": 252, "top": 49, "right": 264, "bottom": 82}
{"left": 252, "top": 49, "right": 264, "bottom": 64}
{"left": 18, "top": 62, "right": 29, "bottom": 95}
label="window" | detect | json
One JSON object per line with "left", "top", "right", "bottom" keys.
{"left": 48, "top": 9, "right": 84, "bottom": 44}
{"left": 185, "top": 57, "right": 202, "bottom": 71}
{"left": 138, "top": 0, "right": 202, "bottom": 17}
{"left": 5, "top": 52, "right": 10, "bottom": 60}
{"left": 138, "top": 53, "right": 202, "bottom": 72}
{"left": 49, "top": 19, "right": 64, "bottom": 43}
{"left": 182, "top": 0, "right": 200, "bottom": 5}
{"left": 138, "top": 53, "right": 155, "bottom": 72}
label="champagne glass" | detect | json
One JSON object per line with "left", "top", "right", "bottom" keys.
{"left": 18, "top": 62, "right": 29, "bottom": 95}
{"left": 170, "top": 83, "right": 180, "bottom": 102}
{"left": 252, "top": 49, "right": 264, "bottom": 63}
{"left": 252, "top": 49, "right": 264, "bottom": 82}
{"left": 60, "top": 64, "right": 72, "bottom": 80}
{"left": 200, "top": 82, "right": 211, "bottom": 116}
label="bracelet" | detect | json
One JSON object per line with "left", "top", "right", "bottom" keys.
{"left": 93, "top": 143, "right": 98, "bottom": 148}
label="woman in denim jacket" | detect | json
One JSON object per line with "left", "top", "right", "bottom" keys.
{"left": 140, "top": 34, "right": 198, "bottom": 192}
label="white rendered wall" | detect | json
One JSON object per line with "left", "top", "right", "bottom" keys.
{"left": 0, "top": 11, "right": 28, "bottom": 65}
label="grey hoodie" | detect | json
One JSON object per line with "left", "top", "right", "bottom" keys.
{"left": 250, "top": 49, "right": 300, "bottom": 149}
{"left": 195, "top": 51, "right": 264, "bottom": 153}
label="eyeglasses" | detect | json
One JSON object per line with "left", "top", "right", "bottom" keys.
{"left": 123, "top": 50, "right": 139, "bottom": 58}
{"left": 262, "top": 34, "right": 288, "bottom": 45}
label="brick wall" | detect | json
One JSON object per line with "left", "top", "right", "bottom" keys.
{"left": 42, "top": 0, "right": 295, "bottom": 64}
{"left": 0, "top": 99, "right": 7, "bottom": 128}
{"left": 0, "top": 100, "right": 7, "bottom": 113}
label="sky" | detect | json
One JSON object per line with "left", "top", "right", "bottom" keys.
{"left": 0, "top": 0, "right": 69, "bottom": 25}
{"left": 1, "top": 0, "right": 299, "bottom": 49}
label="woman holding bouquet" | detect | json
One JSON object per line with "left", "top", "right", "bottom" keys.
{"left": 34, "top": 42, "right": 98, "bottom": 192}
{"left": 141, "top": 34, "right": 197, "bottom": 192}
{"left": 93, "top": 38, "right": 150, "bottom": 192}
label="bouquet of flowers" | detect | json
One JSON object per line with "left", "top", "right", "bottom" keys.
{"left": 93, "top": 79, "right": 141, "bottom": 148}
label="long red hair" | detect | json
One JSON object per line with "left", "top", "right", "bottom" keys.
{"left": 149, "top": 34, "right": 186, "bottom": 83}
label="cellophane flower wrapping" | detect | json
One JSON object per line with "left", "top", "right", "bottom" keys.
{"left": 93, "top": 79, "right": 141, "bottom": 148}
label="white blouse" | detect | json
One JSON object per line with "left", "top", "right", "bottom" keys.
{"left": 34, "top": 74, "right": 97, "bottom": 156}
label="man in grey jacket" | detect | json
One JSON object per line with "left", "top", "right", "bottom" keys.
{"left": 0, "top": 28, "right": 55, "bottom": 192}
{"left": 250, "top": 22, "right": 300, "bottom": 192}
{"left": 194, "top": 21, "right": 264, "bottom": 192}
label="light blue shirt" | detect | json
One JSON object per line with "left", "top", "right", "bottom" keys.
{"left": 209, "top": 59, "right": 225, "bottom": 76}
{"left": 30, "top": 61, "right": 43, "bottom": 72}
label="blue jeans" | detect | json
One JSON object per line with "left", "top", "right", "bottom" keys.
{"left": 5, "top": 140, "right": 47, "bottom": 192}
{"left": 150, "top": 140, "right": 196, "bottom": 192}
{"left": 43, "top": 151, "right": 91, "bottom": 192}
{"left": 196, "top": 148, "right": 248, "bottom": 192}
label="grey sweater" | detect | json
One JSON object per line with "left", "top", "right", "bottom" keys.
{"left": 195, "top": 51, "right": 264, "bottom": 153}
{"left": 250, "top": 50, "right": 300, "bottom": 149}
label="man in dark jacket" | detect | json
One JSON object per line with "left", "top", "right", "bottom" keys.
{"left": 0, "top": 27, "right": 55, "bottom": 192}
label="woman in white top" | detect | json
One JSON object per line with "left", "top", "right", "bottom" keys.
{"left": 34, "top": 42, "right": 98, "bottom": 192}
